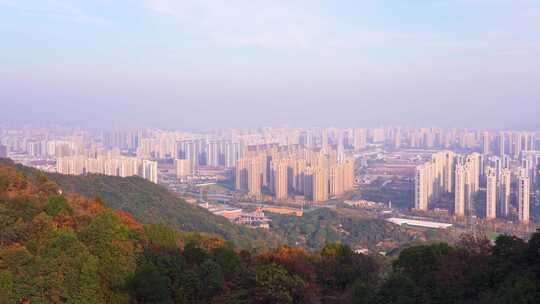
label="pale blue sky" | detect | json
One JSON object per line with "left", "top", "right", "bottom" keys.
{"left": 1, "top": 0, "right": 539, "bottom": 130}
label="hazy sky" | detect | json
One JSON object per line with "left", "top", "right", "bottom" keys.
{"left": 1, "top": 0, "right": 539, "bottom": 130}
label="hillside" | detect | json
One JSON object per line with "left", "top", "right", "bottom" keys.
{"left": 2, "top": 159, "right": 540, "bottom": 303}
{"left": 0, "top": 159, "right": 383, "bottom": 303}
{"left": 9, "top": 159, "right": 282, "bottom": 249}
{"left": 10, "top": 159, "right": 434, "bottom": 252}
{"left": 269, "top": 207, "right": 416, "bottom": 251}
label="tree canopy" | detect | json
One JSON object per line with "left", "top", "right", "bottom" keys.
{"left": 1, "top": 159, "right": 540, "bottom": 304}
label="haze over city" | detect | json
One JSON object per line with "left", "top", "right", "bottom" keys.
{"left": 2, "top": 0, "right": 540, "bottom": 129}
{"left": 4, "top": 1, "right": 540, "bottom": 303}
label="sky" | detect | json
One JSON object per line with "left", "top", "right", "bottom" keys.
{"left": 1, "top": 0, "right": 539, "bottom": 130}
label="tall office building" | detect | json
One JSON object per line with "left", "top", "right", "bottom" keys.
{"left": 292, "top": 159, "right": 306, "bottom": 194}
{"left": 207, "top": 141, "right": 220, "bottom": 167}
{"left": 137, "top": 138, "right": 154, "bottom": 158}
{"left": 119, "top": 157, "right": 139, "bottom": 177}
{"left": 353, "top": 128, "right": 367, "bottom": 151}
{"left": 524, "top": 132, "right": 535, "bottom": 151}
{"left": 454, "top": 165, "right": 466, "bottom": 217}
{"left": 443, "top": 151, "right": 454, "bottom": 193}
{"left": 463, "top": 162, "right": 476, "bottom": 215}
{"left": 513, "top": 132, "right": 524, "bottom": 159}
{"left": 468, "top": 153, "right": 481, "bottom": 193}
{"left": 329, "top": 164, "right": 344, "bottom": 198}
{"left": 271, "top": 160, "right": 288, "bottom": 201}
{"left": 451, "top": 153, "right": 480, "bottom": 216}
{"left": 225, "top": 142, "right": 241, "bottom": 168}
{"left": 414, "top": 151, "right": 452, "bottom": 212}
{"left": 409, "top": 131, "right": 419, "bottom": 148}
{"left": 517, "top": 169, "right": 530, "bottom": 224}
{"left": 247, "top": 157, "right": 262, "bottom": 197}
{"left": 235, "top": 159, "right": 248, "bottom": 191}
{"left": 482, "top": 132, "right": 490, "bottom": 155}
{"left": 371, "top": 128, "right": 385, "bottom": 143}
{"left": 142, "top": 160, "right": 158, "bottom": 184}
{"left": 485, "top": 167, "right": 497, "bottom": 219}
{"left": 303, "top": 166, "right": 314, "bottom": 200}
{"left": 56, "top": 156, "right": 86, "bottom": 175}
{"left": 432, "top": 152, "right": 446, "bottom": 198}
{"left": 0, "top": 144, "right": 6, "bottom": 158}
{"left": 304, "top": 131, "right": 315, "bottom": 149}
{"left": 521, "top": 153, "right": 537, "bottom": 185}
{"left": 174, "top": 159, "right": 192, "bottom": 177}
{"left": 335, "top": 130, "right": 344, "bottom": 150}
{"left": 393, "top": 130, "right": 401, "bottom": 149}
{"left": 313, "top": 167, "right": 328, "bottom": 202}
{"left": 177, "top": 140, "right": 199, "bottom": 169}
{"left": 321, "top": 129, "right": 329, "bottom": 151}
{"left": 415, "top": 164, "right": 430, "bottom": 211}
{"left": 342, "top": 158, "right": 355, "bottom": 192}
{"left": 499, "top": 168, "right": 511, "bottom": 217}
{"left": 425, "top": 129, "right": 436, "bottom": 148}
{"left": 498, "top": 132, "right": 506, "bottom": 157}
{"left": 527, "top": 152, "right": 540, "bottom": 187}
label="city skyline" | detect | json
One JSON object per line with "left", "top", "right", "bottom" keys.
{"left": 2, "top": 122, "right": 540, "bottom": 282}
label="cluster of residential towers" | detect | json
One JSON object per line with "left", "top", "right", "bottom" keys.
{"left": 415, "top": 131, "right": 538, "bottom": 224}
{"left": 235, "top": 144, "right": 354, "bottom": 202}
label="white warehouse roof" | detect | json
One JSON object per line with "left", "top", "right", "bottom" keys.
{"left": 387, "top": 218, "right": 453, "bottom": 229}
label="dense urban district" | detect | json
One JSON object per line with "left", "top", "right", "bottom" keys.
{"left": 3, "top": 125, "right": 538, "bottom": 236}
{"left": 1, "top": 124, "right": 540, "bottom": 303}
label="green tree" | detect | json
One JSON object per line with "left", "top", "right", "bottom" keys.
{"left": 252, "top": 263, "right": 305, "bottom": 304}
{"left": 80, "top": 211, "right": 138, "bottom": 303}
{"left": 318, "top": 243, "right": 379, "bottom": 291}
{"left": 130, "top": 263, "right": 172, "bottom": 304}
{"left": 393, "top": 243, "right": 454, "bottom": 283}
{"left": 375, "top": 273, "right": 421, "bottom": 304}
{"left": 200, "top": 260, "right": 224, "bottom": 299}
{"left": 0, "top": 271, "right": 13, "bottom": 303}
{"left": 36, "top": 173, "right": 59, "bottom": 195}
{"left": 44, "top": 196, "right": 73, "bottom": 217}
{"left": 144, "top": 223, "right": 179, "bottom": 251}
{"left": 39, "top": 228, "right": 102, "bottom": 303}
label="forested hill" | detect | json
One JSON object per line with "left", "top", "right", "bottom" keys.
{"left": 9, "top": 159, "right": 282, "bottom": 250}
{"left": 2, "top": 156, "right": 378, "bottom": 303}
{"left": 2, "top": 159, "right": 540, "bottom": 303}
{"left": 6, "top": 159, "right": 426, "bottom": 252}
